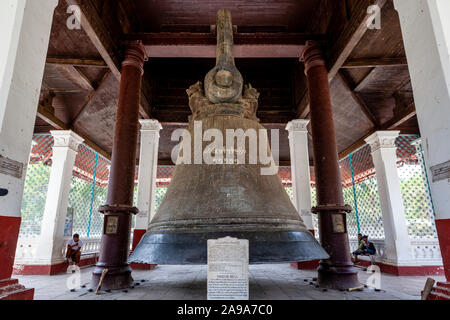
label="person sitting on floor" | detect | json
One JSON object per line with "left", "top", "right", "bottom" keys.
{"left": 352, "top": 233, "right": 364, "bottom": 263}
{"left": 364, "top": 236, "right": 376, "bottom": 256}
{"left": 65, "top": 233, "right": 83, "bottom": 266}
{"left": 352, "top": 235, "right": 376, "bottom": 263}
{"left": 357, "top": 233, "right": 363, "bottom": 247}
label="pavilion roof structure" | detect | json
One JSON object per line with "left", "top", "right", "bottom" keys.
{"left": 35, "top": 0, "right": 419, "bottom": 167}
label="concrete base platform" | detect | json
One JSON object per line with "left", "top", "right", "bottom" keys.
{"left": 16, "top": 264, "right": 446, "bottom": 300}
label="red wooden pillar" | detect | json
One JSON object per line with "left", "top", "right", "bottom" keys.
{"left": 0, "top": 216, "right": 34, "bottom": 300}
{"left": 90, "top": 41, "right": 147, "bottom": 290}
{"left": 303, "top": 41, "right": 359, "bottom": 290}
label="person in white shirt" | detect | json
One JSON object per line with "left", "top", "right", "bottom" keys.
{"left": 65, "top": 234, "right": 83, "bottom": 266}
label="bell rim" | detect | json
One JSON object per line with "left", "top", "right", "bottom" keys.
{"left": 128, "top": 230, "right": 329, "bottom": 265}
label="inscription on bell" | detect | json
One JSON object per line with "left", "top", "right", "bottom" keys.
{"left": 207, "top": 237, "right": 249, "bottom": 300}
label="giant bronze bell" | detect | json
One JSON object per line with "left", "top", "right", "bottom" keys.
{"left": 129, "top": 9, "right": 329, "bottom": 265}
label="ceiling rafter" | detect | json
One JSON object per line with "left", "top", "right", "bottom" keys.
{"left": 338, "top": 102, "right": 416, "bottom": 160}
{"left": 129, "top": 32, "right": 326, "bottom": 46}
{"left": 71, "top": 66, "right": 95, "bottom": 91}
{"left": 36, "top": 105, "right": 111, "bottom": 160}
{"left": 354, "top": 68, "right": 377, "bottom": 92}
{"left": 297, "top": 0, "right": 388, "bottom": 120}
{"left": 46, "top": 57, "right": 108, "bottom": 68}
{"left": 342, "top": 56, "right": 407, "bottom": 68}
{"left": 337, "top": 71, "right": 379, "bottom": 127}
{"left": 327, "top": 0, "right": 388, "bottom": 80}
{"left": 70, "top": 70, "right": 111, "bottom": 127}
{"left": 64, "top": 0, "right": 151, "bottom": 119}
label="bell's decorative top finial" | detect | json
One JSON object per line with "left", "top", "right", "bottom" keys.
{"left": 204, "top": 9, "right": 243, "bottom": 103}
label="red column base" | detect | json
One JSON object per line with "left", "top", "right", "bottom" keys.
{"left": 0, "top": 216, "right": 34, "bottom": 299}
{"left": 435, "top": 219, "right": 450, "bottom": 281}
{"left": 0, "top": 279, "right": 34, "bottom": 300}
{"left": 13, "top": 256, "right": 98, "bottom": 275}
{"left": 130, "top": 229, "right": 158, "bottom": 270}
{"left": 130, "top": 263, "right": 158, "bottom": 270}
{"left": 357, "top": 260, "right": 444, "bottom": 276}
{"left": 290, "top": 260, "right": 320, "bottom": 270}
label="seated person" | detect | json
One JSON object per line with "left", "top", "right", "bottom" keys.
{"left": 352, "top": 233, "right": 364, "bottom": 262}
{"left": 352, "top": 235, "right": 376, "bottom": 263}
{"left": 65, "top": 233, "right": 83, "bottom": 266}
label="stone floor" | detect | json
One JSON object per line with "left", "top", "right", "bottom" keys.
{"left": 16, "top": 264, "right": 444, "bottom": 300}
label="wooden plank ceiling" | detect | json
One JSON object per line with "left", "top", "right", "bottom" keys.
{"left": 36, "top": 0, "right": 419, "bottom": 164}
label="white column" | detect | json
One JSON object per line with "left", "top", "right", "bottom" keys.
{"left": 365, "top": 131, "right": 413, "bottom": 265}
{"left": 286, "top": 120, "right": 314, "bottom": 231}
{"left": 395, "top": 0, "right": 450, "bottom": 279}
{"left": 0, "top": 0, "right": 57, "bottom": 284}
{"left": 135, "top": 120, "right": 162, "bottom": 230}
{"left": 0, "top": 0, "right": 58, "bottom": 220}
{"left": 394, "top": 0, "right": 450, "bottom": 220}
{"left": 35, "top": 131, "right": 84, "bottom": 265}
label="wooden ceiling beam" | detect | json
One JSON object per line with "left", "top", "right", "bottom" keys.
{"left": 327, "top": 0, "right": 388, "bottom": 80}
{"left": 70, "top": 71, "right": 111, "bottom": 127}
{"left": 297, "top": 0, "right": 388, "bottom": 120}
{"left": 338, "top": 102, "right": 416, "bottom": 159}
{"left": 296, "top": 89, "right": 309, "bottom": 119}
{"left": 385, "top": 102, "right": 416, "bottom": 129}
{"left": 354, "top": 67, "right": 377, "bottom": 92}
{"left": 64, "top": 0, "right": 151, "bottom": 119}
{"left": 36, "top": 104, "right": 111, "bottom": 160}
{"left": 46, "top": 57, "right": 107, "bottom": 68}
{"left": 128, "top": 32, "right": 326, "bottom": 58}
{"left": 342, "top": 57, "right": 408, "bottom": 68}
{"left": 69, "top": 66, "right": 95, "bottom": 91}
{"left": 337, "top": 71, "right": 379, "bottom": 126}
{"left": 129, "top": 32, "right": 326, "bottom": 46}
{"left": 64, "top": 0, "right": 121, "bottom": 78}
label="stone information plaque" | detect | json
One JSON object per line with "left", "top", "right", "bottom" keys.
{"left": 0, "top": 155, "right": 23, "bottom": 179}
{"left": 105, "top": 216, "right": 119, "bottom": 234}
{"left": 207, "top": 237, "right": 249, "bottom": 300}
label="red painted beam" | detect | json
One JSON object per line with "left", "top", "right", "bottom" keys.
{"left": 146, "top": 44, "right": 304, "bottom": 58}
{"left": 127, "top": 32, "right": 326, "bottom": 58}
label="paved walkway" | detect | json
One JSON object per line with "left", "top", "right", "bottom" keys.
{"left": 16, "top": 264, "right": 443, "bottom": 300}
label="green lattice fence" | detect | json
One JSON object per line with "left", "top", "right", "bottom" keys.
{"left": 68, "top": 143, "right": 110, "bottom": 238}
{"left": 396, "top": 135, "right": 437, "bottom": 239}
{"left": 19, "top": 135, "right": 53, "bottom": 237}
{"left": 20, "top": 134, "right": 111, "bottom": 239}
{"left": 334, "top": 135, "right": 437, "bottom": 241}
{"left": 343, "top": 145, "right": 384, "bottom": 240}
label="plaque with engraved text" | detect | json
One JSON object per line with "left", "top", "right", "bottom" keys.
{"left": 207, "top": 237, "right": 249, "bottom": 300}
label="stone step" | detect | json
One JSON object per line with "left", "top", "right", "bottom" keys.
{"left": 436, "top": 282, "right": 450, "bottom": 289}
{"left": 0, "top": 280, "right": 34, "bottom": 300}
{"left": 432, "top": 286, "right": 450, "bottom": 296}
{"left": 0, "top": 285, "right": 34, "bottom": 300}
{"left": 428, "top": 291, "right": 450, "bottom": 300}
{"left": 0, "top": 283, "right": 25, "bottom": 296}
{"left": 0, "top": 279, "right": 19, "bottom": 287}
